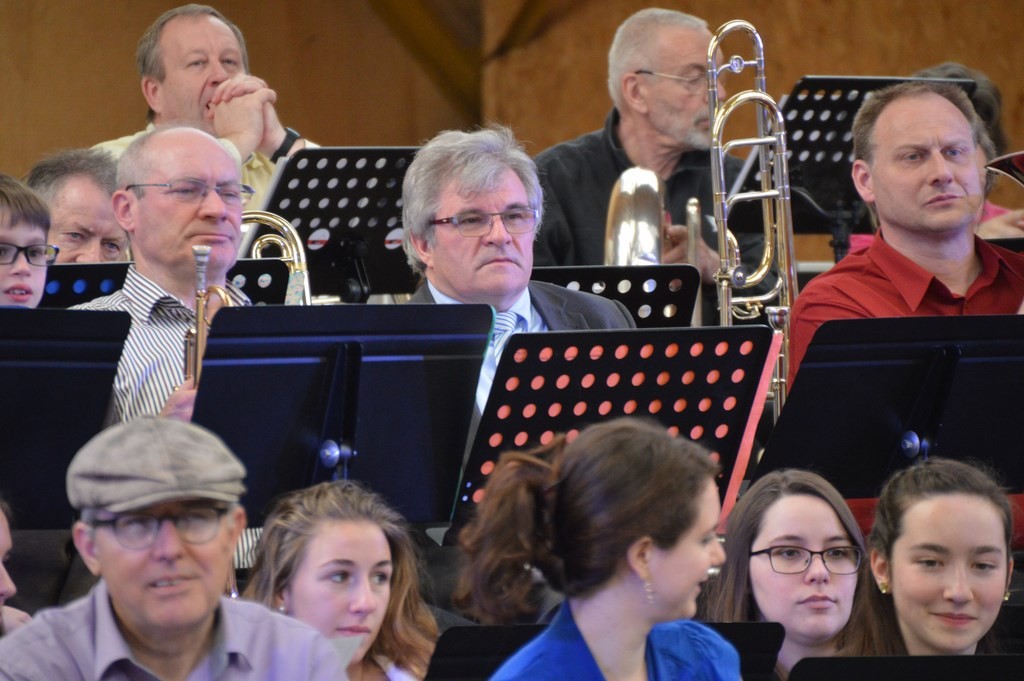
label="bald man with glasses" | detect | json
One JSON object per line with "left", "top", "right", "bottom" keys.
{"left": 74, "top": 126, "right": 252, "bottom": 423}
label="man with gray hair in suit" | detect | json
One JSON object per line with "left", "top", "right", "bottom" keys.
{"left": 403, "top": 125, "right": 635, "bottom": 413}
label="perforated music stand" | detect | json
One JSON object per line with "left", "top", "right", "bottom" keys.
{"left": 39, "top": 259, "right": 291, "bottom": 308}
{"left": 757, "top": 315, "right": 1024, "bottom": 500}
{"left": 530, "top": 264, "right": 700, "bottom": 328}
{"left": 191, "top": 303, "right": 491, "bottom": 526}
{"left": 0, "top": 308, "right": 130, "bottom": 528}
{"left": 258, "top": 147, "right": 419, "bottom": 300}
{"left": 451, "top": 325, "right": 780, "bottom": 533}
{"left": 789, "top": 655, "right": 1022, "bottom": 681}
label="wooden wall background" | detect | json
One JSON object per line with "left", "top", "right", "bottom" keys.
{"left": 0, "top": 0, "right": 473, "bottom": 178}
{"left": 484, "top": 0, "right": 1024, "bottom": 218}
{"left": 485, "top": 0, "right": 1023, "bottom": 153}
{"left": 2, "top": 0, "right": 1023, "bottom": 256}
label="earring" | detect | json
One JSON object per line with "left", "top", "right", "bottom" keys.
{"left": 643, "top": 579, "right": 655, "bottom": 605}
{"left": 1005, "top": 590, "right": 1012, "bottom": 602}
{"left": 878, "top": 581, "right": 889, "bottom": 595}
{"left": 277, "top": 604, "right": 287, "bottom": 614}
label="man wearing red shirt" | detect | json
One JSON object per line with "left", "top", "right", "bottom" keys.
{"left": 788, "top": 81, "right": 1024, "bottom": 387}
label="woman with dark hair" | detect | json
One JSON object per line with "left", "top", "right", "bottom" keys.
{"left": 454, "top": 417, "right": 738, "bottom": 680}
{"left": 0, "top": 496, "right": 29, "bottom": 636}
{"left": 702, "top": 470, "right": 865, "bottom": 680}
{"left": 244, "top": 480, "right": 438, "bottom": 680}
{"left": 841, "top": 458, "right": 1013, "bottom": 656}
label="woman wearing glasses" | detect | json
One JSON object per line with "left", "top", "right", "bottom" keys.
{"left": 840, "top": 458, "right": 1013, "bottom": 657}
{"left": 454, "top": 418, "right": 738, "bottom": 681}
{"left": 702, "top": 470, "right": 865, "bottom": 680}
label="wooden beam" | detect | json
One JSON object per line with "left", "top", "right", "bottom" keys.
{"left": 370, "top": 0, "right": 481, "bottom": 121}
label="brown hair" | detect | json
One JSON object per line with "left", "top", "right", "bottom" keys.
{"left": 453, "top": 417, "right": 719, "bottom": 624}
{"left": 244, "top": 480, "right": 437, "bottom": 677}
{"left": 841, "top": 458, "right": 1013, "bottom": 656}
{"left": 136, "top": 4, "right": 249, "bottom": 123}
{"left": 913, "top": 62, "right": 1008, "bottom": 157}
{"left": 701, "top": 470, "right": 866, "bottom": 678}
{"left": 0, "top": 174, "right": 50, "bottom": 237}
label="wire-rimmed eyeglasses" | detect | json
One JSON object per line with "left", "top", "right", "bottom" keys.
{"left": 429, "top": 208, "right": 538, "bottom": 237}
{"left": 750, "top": 545, "right": 862, "bottom": 575}
{"left": 0, "top": 243, "right": 59, "bottom": 267}
{"left": 634, "top": 69, "right": 705, "bottom": 94}
{"left": 90, "top": 506, "right": 229, "bottom": 550}
{"left": 126, "top": 179, "right": 255, "bottom": 207}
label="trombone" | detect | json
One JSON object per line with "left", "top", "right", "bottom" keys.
{"left": 706, "top": 20, "right": 799, "bottom": 417}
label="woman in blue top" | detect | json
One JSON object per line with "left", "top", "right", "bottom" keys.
{"left": 454, "top": 417, "right": 739, "bottom": 681}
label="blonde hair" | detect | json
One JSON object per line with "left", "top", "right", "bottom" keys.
{"left": 244, "top": 481, "right": 437, "bottom": 677}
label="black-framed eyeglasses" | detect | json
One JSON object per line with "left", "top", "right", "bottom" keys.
{"left": 90, "top": 506, "right": 229, "bottom": 550}
{"left": 125, "top": 179, "right": 255, "bottom": 207}
{"left": 0, "top": 243, "right": 59, "bottom": 267}
{"left": 634, "top": 69, "right": 705, "bottom": 94}
{"left": 750, "top": 545, "right": 862, "bottom": 575}
{"left": 429, "top": 208, "right": 538, "bottom": 237}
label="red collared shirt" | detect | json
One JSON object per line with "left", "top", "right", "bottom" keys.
{"left": 789, "top": 234, "right": 1024, "bottom": 386}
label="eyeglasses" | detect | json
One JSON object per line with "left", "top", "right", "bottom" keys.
{"left": 0, "top": 243, "right": 59, "bottom": 267}
{"left": 750, "top": 545, "right": 863, "bottom": 575}
{"left": 126, "top": 179, "right": 256, "bottom": 207}
{"left": 90, "top": 506, "right": 229, "bottom": 550}
{"left": 429, "top": 208, "right": 538, "bottom": 237}
{"left": 634, "top": 69, "right": 705, "bottom": 94}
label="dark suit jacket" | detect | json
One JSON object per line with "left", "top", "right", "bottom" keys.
{"left": 407, "top": 279, "right": 636, "bottom": 330}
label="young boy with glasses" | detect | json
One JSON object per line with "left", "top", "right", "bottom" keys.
{"left": 0, "top": 174, "right": 57, "bottom": 308}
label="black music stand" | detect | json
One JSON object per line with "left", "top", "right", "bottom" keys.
{"left": 38, "top": 259, "right": 291, "bottom": 308}
{"left": 988, "top": 237, "right": 1024, "bottom": 253}
{"left": 425, "top": 625, "right": 544, "bottom": 681}
{"left": 789, "top": 655, "right": 1023, "bottom": 681}
{"left": 191, "top": 303, "right": 491, "bottom": 526}
{"left": 531, "top": 264, "right": 700, "bottom": 328}
{"left": 451, "top": 325, "right": 780, "bottom": 532}
{"left": 756, "top": 315, "right": 1024, "bottom": 498}
{"left": 257, "top": 146, "right": 419, "bottom": 301}
{"left": 703, "top": 622, "right": 784, "bottom": 681}
{"left": 736, "top": 76, "right": 974, "bottom": 260}
{"left": 0, "top": 308, "right": 130, "bottom": 528}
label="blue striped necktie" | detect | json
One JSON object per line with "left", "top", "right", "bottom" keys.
{"left": 492, "top": 310, "right": 521, "bottom": 361}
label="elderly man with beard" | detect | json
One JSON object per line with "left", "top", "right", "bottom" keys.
{"left": 533, "top": 8, "right": 771, "bottom": 324}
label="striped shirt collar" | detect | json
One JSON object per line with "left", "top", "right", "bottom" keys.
{"left": 121, "top": 266, "right": 250, "bottom": 323}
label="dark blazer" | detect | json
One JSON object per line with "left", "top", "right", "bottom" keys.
{"left": 407, "top": 279, "right": 636, "bottom": 330}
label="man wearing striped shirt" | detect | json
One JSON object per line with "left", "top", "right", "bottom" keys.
{"left": 75, "top": 125, "right": 251, "bottom": 423}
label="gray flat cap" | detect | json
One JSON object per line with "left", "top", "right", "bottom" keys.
{"left": 67, "top": 417, "right": 247, "bottom": 513}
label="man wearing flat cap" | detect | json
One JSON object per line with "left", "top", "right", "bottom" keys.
{"left": 0, "top": 417, "right": 341, "bottom": 680}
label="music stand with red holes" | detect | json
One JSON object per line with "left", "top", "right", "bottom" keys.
{"left": 449, "top": 325, "right": 781, "bottom": 535}
{"left": 530, "top": 264, "right": 701, "bottom": 328}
